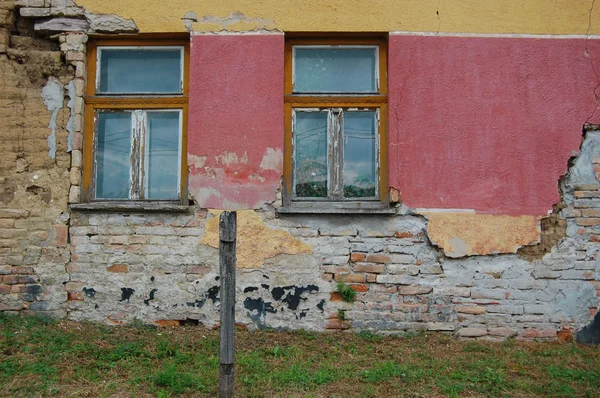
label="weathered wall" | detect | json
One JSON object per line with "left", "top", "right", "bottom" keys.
{"left": 389, "top": 35, "right": 600, "bottom": 216}
{"left": 74, "top": 0, "right": 600, "bottom": 35}
{"left": 1, "top": 0, "right": 599, "bottom": 343}
{"left": 0, "top": 0, "right": 72, "bottom": 316}
{"left": 188, "top": 34, "right": 284, "bottom": 209}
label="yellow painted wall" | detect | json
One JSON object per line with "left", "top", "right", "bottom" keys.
{"left": 77, "top": 0, "right": 598, "bottom": 35}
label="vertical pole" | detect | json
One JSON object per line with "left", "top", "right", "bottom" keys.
{"left": 219, "top": 211, "right": 236, "bottom": 398}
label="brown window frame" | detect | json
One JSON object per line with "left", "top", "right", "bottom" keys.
{"left": 82, "top": 35, "right": 190, "bottom": 205}
{"left": 282, "top": 36, "right": 389, "bottom": 213}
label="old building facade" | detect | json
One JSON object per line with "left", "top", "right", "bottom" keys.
{"left": 1, "top": 0, "right": 600, "bottom": 342}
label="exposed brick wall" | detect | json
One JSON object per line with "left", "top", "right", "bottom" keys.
{"left": 0, "top": 0, "right": 71, "bottom": 315}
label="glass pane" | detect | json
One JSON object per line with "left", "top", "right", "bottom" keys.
{"left": 294, "top": 111, "right": 328, "bottom": 198}
{"left": 96, "top": 112, "right": 132, "bottom": 199}
{"left": 146, "top": 112, "right": 180, "bottom": 200}
{"left": 294, "top": 47, "right": 377, "bottom": 93}
{"left": 98, "top": 48, "right": 182, "bottom": 94}
{"left": 343, "top": 111, "right": 377, "bottom": 198}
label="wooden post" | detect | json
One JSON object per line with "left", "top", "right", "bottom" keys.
{"left": 219, "top": 211, "right": 236, "bottom": 398}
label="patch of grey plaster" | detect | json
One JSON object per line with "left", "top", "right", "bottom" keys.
{"left": 561, "top": 132, "right": 600, "bottom": 204}
{"left": 84, "top": 12, "right": 138, "bottom": 33}
{"left": 66, "top": 80, "right": 76, "bottom": 152}
{"left": 34, "top": 17, "right": 90, "bottom": 33}
{"left": 550, "top": 282, "right": 597, "bottom": 324}
{"left": 446, "top": 237, "right": 468, "bottom": 258}
{"left": 194, "top": 11, "right": 279, "bottom": 32}
{"left": 182, "top": 11, "right": 197, "bottom": 32}
{"left": 41, "top": 77, "right": 64, "bottom": 159}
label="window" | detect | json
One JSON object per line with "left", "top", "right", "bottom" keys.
{"left": 83, "top": 37, "right": 189, "bottom": 204}
{"left": 283, "top": 37, "right": 389, "bottom": 212}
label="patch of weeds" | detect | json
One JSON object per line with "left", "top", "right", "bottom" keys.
{"left": 464, "top": 342, "right": 493, "bottom": 353}
{"left": 338, "top": 309, "right": 347, "bottom": 321}
{"left": 337, "top": 281, "right": 356, "bottom": 303}
{"left": 270, "top": 363, "right": 336, "bottom": 390}
{"left": 156, "top": 340, "right": 178, "bottom": 358}
{"left": 357, "top": 330, "right": 382, "bottom": 341}
{"left": 153, "top": 363, "right": 205, "bottom": 395}
{"left": 361, "top": 361, "right": 405, "bottom": 383}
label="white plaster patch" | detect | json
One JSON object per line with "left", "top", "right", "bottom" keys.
{"left": 215, "top": 151, "right": 248, "bottom": 166}
{"left": 41, "top": 77, "right": 64, "bottom": 159}
{"left": 188, "top": 154, "right": 207, "bottom": 170}
{"left": 259, "top": 147, "right": 283, "bottom": 172}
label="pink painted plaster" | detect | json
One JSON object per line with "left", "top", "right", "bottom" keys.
{"left": 188, "top": 34, "right": 284, "bottom": 209}
{"left": 389, "top": 35, "right": 600, "bottom": 215}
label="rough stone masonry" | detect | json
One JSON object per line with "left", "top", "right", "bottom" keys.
{"left": 0, "top": 0, "right": 599, "bottom": 343}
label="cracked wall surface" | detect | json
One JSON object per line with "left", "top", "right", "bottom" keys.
{"left": 73, "top": 0, "right": 600, "bottom": 34}
{"left": 1, "top": 0, "right": 600, "bottom": 343}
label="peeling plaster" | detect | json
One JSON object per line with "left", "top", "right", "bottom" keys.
{"left": 200, "top": 210, "right": 312, "bottom": 268}
{"left": 259, "top": 147, "right": 283, "bottom": 172}
{"left": 188, "top": 154, "right": 207, "bottom": 171}
{"left": 423, "top": 212, "right": 540, "bottom": 257}
{"left": 192, "top": 11, "right": 279, "bottom": 33}
{"left": 215, "top": 151, "right": 248, "bottom": 167}
{"left": 41, "top": 77, "right": 64, "bottom": 159}
{"left": 66, "top": 80, "right": 76, "bottom": 153}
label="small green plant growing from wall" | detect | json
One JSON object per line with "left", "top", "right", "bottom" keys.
{"left": 338, "top": 309, "right": 347, "bottom": 321}
{"left": 337, "top": 281, "right": 356, "bottom": 303}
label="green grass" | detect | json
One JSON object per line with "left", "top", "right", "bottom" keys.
{"left": 1, "top": 314, "right": 600, "bottom": 397}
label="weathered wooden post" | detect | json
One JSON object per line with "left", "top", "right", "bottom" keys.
{"left": 219, "top": 211, "right": 236, "bottom": 398}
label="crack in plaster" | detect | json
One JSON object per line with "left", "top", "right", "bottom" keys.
{"left": 66, "top": 80, "right": 75, "bottom": 152}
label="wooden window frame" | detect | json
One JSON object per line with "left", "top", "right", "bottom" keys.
{"left": 282, "top": 36, "right": 389, "bottom": 212}
{"left": 82, "top": 35, "right": 190, "bottom": 205}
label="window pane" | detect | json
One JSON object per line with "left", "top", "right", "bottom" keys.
{"left": 343, "top": 111, "right": 377, "bottom": 198}
{"left": 146, "top": 111, "right": 180, "bottom": 200}
{"left": 96, "top": 112, "right": 132, "bottom": 199}
{"left": 98, "top": 48, "right": 182, "bottom": 94}
{"left": 294, "top": 111, "right": 328, "bottom": 198}
{"left": 294, "top": 47, "right": 377, "bottom": 93}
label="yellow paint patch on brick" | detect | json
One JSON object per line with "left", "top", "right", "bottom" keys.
{"left": 200, "top": 210, "right": 311, "bottom": 268}
{"left": 77, "top": 0, "right": 598, "bottom": 35}
{"left": 422, "top": 212, "right": 540, "bottom": 258}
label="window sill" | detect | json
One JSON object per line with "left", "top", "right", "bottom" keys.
{"left": 277, "top": 202, "right": 396, "bottom": 215}
{"left": 69, "top": 202, "right": 192, "bottom": 213}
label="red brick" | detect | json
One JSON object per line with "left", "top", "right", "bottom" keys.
{"left": 107, "top": 264, "right": 128, "bottom": 273}
{"left": 321, "top": 273, "right": 333, "bottom": 281}
{"left": 68, "top": 291, "right": 84, "bottom": 301}
{"left": 350, "top": 253, "right": 366, "bottom": 263}
{"left": 155, "top": 320, "right": 181, "bottom": 327}
{"left": 366, "top": 254, "right": 391, "bottom": 264}
{"left": 53, "top": 225, "right": 68, "bottom": 247}
{"left": 456, "top": 305, "right": 486, "bottom": 315}
{"left": 394, "top": 232, "right": 414, "bottom": 238}
{"left": 334, "top": 273, "right": 365, "bottom": 283}
{"left": 353, "top": 263, "right": 385, "bottom": 273}
{"left": 349, "top": 283, "right": 368, "bottom": 292}
{"left": 557, "top": 327, "right": 574, "bottom": 342}
{"left": 577, "top": 218, "right": 600, "bottom": 226}
{"left": 330, "top": 292, "right": 343, "bottom": 301}
{"left": 11, "top": 266, "right": 34, "bottom": 274}
{"left": 3, "top": 275, "right": 17, "bottom": 284}
{"left": 398, "top": 286, "right": 433, "bottom": 295}
{"left": 325, "top": 319, "right": 350, "bottom": 330}
{"left": 522, "top": 328, "right": 557, "bottom": 339}
{"left": 366, "top": 274, "right": 376, "bottom": 283}
{"left": 0, "top": 284, "right": 10, "bottom": 294}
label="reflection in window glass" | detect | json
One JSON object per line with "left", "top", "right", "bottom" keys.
{"left": 294, "top": 111, "right": 328, "bottom": 198}
{"left": 343, "top": 111, "right": 377, "bottom": 198}
{"left": 146, "top": 112, "right": 180, "bottom": 200}
{"left": 294, "top": 47, "right": 377, "bottom": 93}
{"left": 98, "top": 48, "right": 182, "bottom": 94}
{"left": 96, "top": 112, "right": 132, "bottom": 199}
